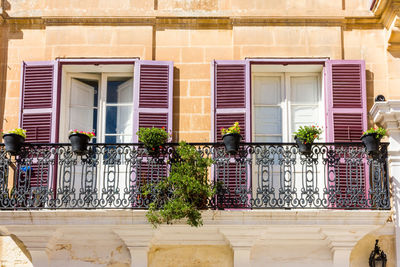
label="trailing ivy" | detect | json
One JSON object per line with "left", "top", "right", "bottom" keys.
{"left": 145, "top": 141, "right": 215, "bottom": 227}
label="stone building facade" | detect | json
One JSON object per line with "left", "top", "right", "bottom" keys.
{"left": 0, "top": 0, "right": 399, "bottom": 266}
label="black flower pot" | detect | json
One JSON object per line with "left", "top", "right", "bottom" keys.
{"left": 361, "top": 133, "right": 381, "bottom": 155}
{"left": 2, "top": 134, "right": 25, "bottom": 154}
{"left": 222, "top": 133, "right": 242, "bottom": 154}
{"left": 295, "top": 136, "right": 312, "bottom": 155}
{"left": 69, "top": 133, "right": 90, "bottom": 155}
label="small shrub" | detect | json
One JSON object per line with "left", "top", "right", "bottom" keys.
{"left": 145, "top": 141, "right": 215, "bottom": 227}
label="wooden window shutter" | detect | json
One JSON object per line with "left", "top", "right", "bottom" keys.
{"left": 133, "top": 60, "right": 173, "bottom": 141}
{"left": 325, "top": 60, "right": 367, "bottom": 142}
{"left": 325, "top": 60, "right": 368, "bottom": 207}
{"left": 212, "top": 60, "right": 250, "bottom": 208}
{"left": 212, "top": 60, "right": 250, "bottom": 142}
{"left": 19, "top": 61, "right": 59, "bottom": 190}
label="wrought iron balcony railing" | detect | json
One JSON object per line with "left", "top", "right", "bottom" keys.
{"left": 0, "top": 142, "right": 390, "bottom": 210}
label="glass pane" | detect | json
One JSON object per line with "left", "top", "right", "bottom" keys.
{"left": 116, "top": 135, "right": 132, "bottom": 143}
{"left": 254, "top": 136, "right": 282, "bottom": 142}
{"left": 105, "top": 106, "right": 117, "bottom": 134}
{"left": 105, "top": 135, "right": 117, "bottom": 144}
{"left": 290, "top": 76, "right": 318, "bottom": 104}
{"left": 291, "top": 106, "right": 318, "bottom": 131}
{"left": 253, "top": 76, "right": 282, "bottom": 105}
{"left": 105, "top": 106, "right": 133, "bottom": 135}
{"left": 107, "top": 78, "right": 133, "bottom": 104}
{"left": 254, "top": 106, "right": 282, "bottom": 135}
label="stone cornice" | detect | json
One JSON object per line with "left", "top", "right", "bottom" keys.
{"left": 0, "top": 15, "right": 384, "bottom": 29}
{"left": 370, "top": 100, "right": 400, "bottom": 129}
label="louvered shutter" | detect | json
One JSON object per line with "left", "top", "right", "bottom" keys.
{"left": 212, "top": 60, "right": 250, "bottom": 208}
{"left": 133, "top": 61, "right": 173, "bottom": 140}
{"left": 19, "top": 61, "right": 59, "bottom": 191}
{"left": 325, "top": 60, "right": 368, "bottom": 207}
{"left": 132, "top": 60, "right": 173, "bottom": 201}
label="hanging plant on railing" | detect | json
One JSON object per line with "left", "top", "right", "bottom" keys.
{"left": 2, "top": 128, "right": 26, "bottom": 154}
{"left": 144, "top": 141, "right": 215, "bottom": 227}
{"left": 361, "top": 127, "right": 387, "bottom": 155}
{"left": 68, "top": 129, "right": 95, "bottom": 155}
{"left": 293, "top": 125, "right": 323, "bottom": 155}
{"left": 136, "top": 127, "right": 170, "bottom": 156}
{"left": 221, "top": 122, "right": 242, "bottom": 154}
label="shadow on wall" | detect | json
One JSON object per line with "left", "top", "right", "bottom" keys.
{"left": 173, "top": 66, "right": 180, "bottom": 141}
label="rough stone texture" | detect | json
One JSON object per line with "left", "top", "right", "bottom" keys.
{"left": 148, "top": 245, "right": 233, "bottom": 267}
{"left": 0, "top": 236, "right": 32, "bottom": 267}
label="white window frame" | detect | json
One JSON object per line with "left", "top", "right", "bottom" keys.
{"left": 251, "top": 67, "right": 325, "bottom": 143}
{"left": 59, "top": 65, "right": 134, "bottom": 143}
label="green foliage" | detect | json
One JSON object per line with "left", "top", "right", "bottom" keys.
{"left": 69, "top": 129, "right": 95, "bottom": 140}
{"left": 145, "top": 141, "right": 215, "bottom": 227}
{"left": 221, "top": 122, "right": 240, "bottom": 136}
{"left": 136, "top": 127, "right": 170, "bottom": 150}
{"left": 3, "top": 128, "right": 27, "bottom": 139}
{"left": 294, "top": 125, "right": 323, "bottom": 144}
{"left": 362, "top": 127, "right": 387, "bottom": 139}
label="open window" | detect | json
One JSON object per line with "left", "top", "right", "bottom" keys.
{"left": 212, "top": 59, "right": 367, "bottom": 208}
{"left": 18, "top": 59, "right": 173, "bottom": 206}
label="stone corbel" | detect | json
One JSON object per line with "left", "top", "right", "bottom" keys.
{"left": 322, "top": 226, "right": 378, "bottom": 267}
{"left": 113, "top": 227, "right": 154, "bottom": 267}
{"left": 220, "top": 228, "right": 260, "bottom": 267}
{"left": 7, "top": 227, "right": 57, "bottom": 267}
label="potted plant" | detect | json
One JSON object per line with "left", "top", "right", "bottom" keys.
{"left": 145, "top": 141, "right": 215, "bottom": 227}
{"left": 136, "top": 127, "right": 170, "bottom": 156}
{"left": 221, "top": 122, "right": 242, "bottom": 154}
{"left": 68, "top": 129, "right": 95, "bottom": 155}
{"left": 2, "top": 128, "right": 26, "bottom": 154}
{"left": 293, "top": 125, "right": 323, "bottom": 155}
{"left": 361, "top": 127, "right": 387, "bottom": 155}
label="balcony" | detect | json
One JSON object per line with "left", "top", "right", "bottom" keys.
{"left": 0, "top": 142, "right": 390, "bottom": 210}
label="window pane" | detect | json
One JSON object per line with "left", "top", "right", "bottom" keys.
{"left": 290, "top": 76, "right": 318, "bottom": 104}
{"left": 254, "top": 107, "right": 282, "bottom": 135}
{"left": 105, "top": 106, "right": 133, "bottom": 135}
{"left": 253, "top": 76, "right": 282, "bottom": 105}
{"left": 106, "top": 77, "right": 133, "bottom": 104}
{"left": 105, "top": 135, "right": 117, "bottom": 144}
{"left": 254, "top": 136, "right": 282, "bottom": 142}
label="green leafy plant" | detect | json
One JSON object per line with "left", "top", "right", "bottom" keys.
{"left": 137, "top": 127, "right": 170, "bottom": 151}
{"left": 221, "top": 122, "right": 240, "bottom": 136}
{"left": 362, "top": 127, "right": 387, "bottom": 139}
{"left": 294, "top": 125, "right": 323, "bottom": 144}
{"left": 3, "top": 128, "right": 27, "bottom": 139}
{"left": 145, "top": 141, "right": 215, "bottom": 227}
{"left": 69, "top": 129, "right": 95, "bottom": 140}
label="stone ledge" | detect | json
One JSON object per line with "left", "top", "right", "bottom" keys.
{"left": 0, "top": 209, "right": 392, "bottom": 227}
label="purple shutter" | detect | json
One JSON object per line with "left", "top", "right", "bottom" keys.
{"left": 325, "top": 60, "right": 367, "bottom": 142}
{"left": 20, "top": 61, "right": 58, "bottom": 143}
{"left": 133, "top": 60, "right": 173, "bottom": 141}
{"left": 325, "top": 60, "right": 368, "bottom": 207}
{"left": 212, "top": 60, "right": 250, "bottom": 208}
{"left": 19, "top": 61, "right": 58, "bottom": 190}
{"left": 212, "top": 60, "right": 250, "bottom": 142}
